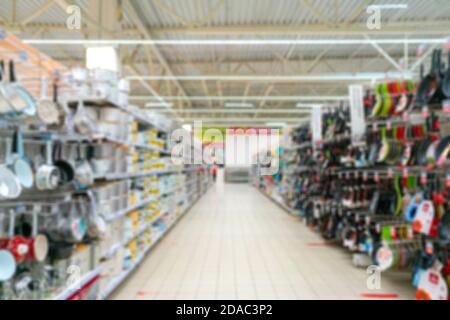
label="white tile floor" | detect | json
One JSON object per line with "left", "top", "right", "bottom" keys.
{"left": 111, "top": 173, "right": 415, "bottom": 300}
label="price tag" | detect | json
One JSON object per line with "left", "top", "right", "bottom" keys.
{"left": 374, "top": 172, "right": 380, "bottom": 183}
{"left": 375, "top": 223, "right": 381, "bottom": 233}
{"left": 402, "top": 112, "right": 410, "bottom": 122}
{"left": 425, "top": 241, "right": 434, "bottom": 255}
{"left": 407, "top": 226, "right": 414, "bottom": 239}
{"left": 420, "top": 172, "right": 427, "bottom": 185}
{"left": 387, "top": 168, "right": 394, "bottom": 178}
{"left": 443, "top": 100, "right": 450, "bottom": 113}
{"left": 372, "top": 123, "right": 378, "bottom": 132}
{"left": 387, "top": 122, "right": 392, "bottom": 131}
{"left": 391, "top": 227, "right": 397, "bottom": 239}
{"left": 402, "top": 168, "right": 409, "bottom": 179}
{"left": 363, "top": 171, "right": 368, "bottom": 181}
{"left": 422, "top": 106, "right": 430, "bottom": 118}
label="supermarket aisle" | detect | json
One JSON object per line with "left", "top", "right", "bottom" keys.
{"left": 112, "top": 179, "right": 415, "bottom": 300}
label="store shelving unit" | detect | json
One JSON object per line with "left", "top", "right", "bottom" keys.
{"left": 97, "top": 189, "right": 207, "bottom": 300}
{"left": 0, "top": 32, "right": 213, "bottom": 301}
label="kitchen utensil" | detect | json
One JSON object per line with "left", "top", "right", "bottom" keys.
{"left": 36, "top": 77, "right": 59, "bottom": 125}
{"left": 416, "top": 50, "right": 445, "bottom": 107}
{"left": 0, "top": 249, "right": 16, "bottom": 281}
{"left": 9, "top": 130, "right": 33, "bottom": 188}
{"left": 27, "top": 234, "right": 48, "bottom": 263}
{"left": 0, "top": 139, "right": 22, "bottom": 199}
{"left": 47, "top": 242, "right": 74, "bottom": 261}
{"left": 0, "top": 60, "right": 15, "bottom": 114}
{"left": 74, "top": 144, "right": 94, "bottom": 189}
{"left": 53, "top": 142, "right": 74, "bottom": 186}
{"left": 86, "top": 191, "right": 107, "bottom": 239}
{"left": 73, "top": 99, "right": 95, "bottom": 135}
{"left": 10, "top": 60, "right": 36, "bottom": 117}
{"left": 24, "top": 210, "right": 48, "bottom": 263}
{"left": 36, "top": 141, "right": 60, "bottom": 190}
{"left": 0, "top": 60, "right": 27, "bottom": 114}
{"left": 443, "top": 51, "right": 450, "bottom": 98}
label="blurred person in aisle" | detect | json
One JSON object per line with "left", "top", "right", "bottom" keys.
{"left": 211, "top": 163, "right": 218, "bottom": 182}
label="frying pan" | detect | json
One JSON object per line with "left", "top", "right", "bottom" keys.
{"left": 417, "top": 138, "right": 434, "bottom": 166}
{"left": 370, "top": 83, "right": 383, "bottom": 118}
{"left": 47, "top": 241, "right": 74, "bottom": 261}
{"left": 416, "top": 49, "right": 445, "bottom": 108}
{"left": 53, "top": 142, "right": 75, "bottom": 186}
{"left": 435, "top": 135, "right": 450, "bottom": 167}
{"left": 0, "top": 60, "right": 27, "bottom": 114}
{"left": 0, "top": 138, "right": 22, "bottom": 199}
{"left": 9, "top": 130, "right": 34, "bottom": 189}
{"left": 10, "top": 60, "right": 36, "bottom": 117}
{"left": 0, "top": 249, "right": 16, "bottom": 281}
{"left": 443, "top": 51, "right": 450, "bottom": 98}
{"left": 0, "top": 60, "right": 17, "bottom": 115}
{"left": 36, "top": 78, "right": 59, "bottom": 125}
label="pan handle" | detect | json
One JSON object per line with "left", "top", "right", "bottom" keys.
{"left": 45, "top": 140, "right": 52, "bottom": 165}
{"left": 40, "top": 77, "right": 47, "bottom": 100}
{"left": 8, "top": 209, "right": 15, "bottom": 238}
{"left": 0, "top": 60, "right": 4, "bottom": 82}
{"left": 9, "top": 60, "right": 16, "bottom": 83}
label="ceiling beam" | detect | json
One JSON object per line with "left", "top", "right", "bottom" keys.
{"left": 125, "top": 72, "right": 413, "bottom": 82}
{"left": 122, "top": 0, "right": 191, "bottom": 107}
{"left": 126, "top": 21, "right": 450, "bottom": 35}
{"left": 301, "top": 0, "right": 332, "bottom": 25}
{"left": 364, "top": 34, "right": 403, "bottom": 72}
{"left": 6, "top": 21, "right": 450, "bottom": 36}
{"left": 50, "top": 52, "right": 419, "bottom": 68}
{"left": 131, "top": 96, "right": 348, "bottom": 102}
{"left": 21, "top": 0, "right": 57, "bottom": 26}
{"left": 145, "top": 108, "right": 310, "bottom": 114}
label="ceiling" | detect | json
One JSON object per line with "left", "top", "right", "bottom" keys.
{"left": 1, "top": 0, "right": 450, "bottom": 126}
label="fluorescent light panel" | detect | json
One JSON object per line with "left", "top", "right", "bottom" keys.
{"left": 131, "top": 96, "right": 348, "bottom": 102}
{"left": 224, "top": 102, "right": 254, "bottom": 108}
{"left": 368, "top": 4, "right": 408, "bottom": 9}
{"left": 296, "top": 103, "right": 323, "bottom": 108}
{"left": 86, "top": 46, "right": 118, "bottom": 72}
{"left": 266, "top": 122, "right": 287, "bottom": 127}
{"left": 23, "top": 38, "right": 445, "bottom": 46}
{"left": 148, "top": 108, "right": 308, "bottom": 114}
{"left": 126, "top": 72, "right": 414, "bottom": 82}
{"left": 145, "top": 102, "right": 173, "bottom": 108}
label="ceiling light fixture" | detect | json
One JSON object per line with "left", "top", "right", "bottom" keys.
{"left": 265, "top": 122, "right": 287, "bottom": 127}
{"left": 368, "top": 4, "right": 408, "bottom": 10}
{"left": 296, "top": 103, "right": 323, "bottom": 108}
{"left": 150, "top": 108, "right": 308, "bottom": 114}
{"left": 131, "top": 96, "right": 349, "bottom": 102}
{"left": 224, "top": 102, "right": 255, "bottom": 108}
{"left": 126, "top": 72, "right": 414, "bottom": 82}
{"left": 23, "top": 38, "right": 445, "bottom": 46}
{"left": 145, "top": 102, "right": 173, "bottom": 108}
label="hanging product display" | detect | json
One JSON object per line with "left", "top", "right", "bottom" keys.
{"left": 252, "top": 50, "right": 450, "bottom": 300}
